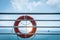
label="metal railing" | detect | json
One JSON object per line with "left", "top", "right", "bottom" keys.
{"left": 0, "top": 13, "right": 60, "bottom": 35}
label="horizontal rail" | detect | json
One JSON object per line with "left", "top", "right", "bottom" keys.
{"left": 36, "top": 32, "right": 60, "bottom": 35}
{"left": 0, "top": 19, "right": 60, "bottom": 21}
{"left": 0, "top": 32, "right": 60, "bottom": 35}
{"left": 0, "top": 13, "right": 60, "bottom": 15}
{"left": 0, "top": 26, "right": 60, "bottom": 28}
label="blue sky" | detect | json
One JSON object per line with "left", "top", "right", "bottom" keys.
{"left": 0, "top": 0, "right": 11, "bottom": 12}
{"left": 0, "top": 0, "right": 60, "bottom": 13}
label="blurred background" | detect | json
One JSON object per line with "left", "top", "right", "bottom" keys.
{"left": 0, "top": 0, "right": 60, "bottom": 40}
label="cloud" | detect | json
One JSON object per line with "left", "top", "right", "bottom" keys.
{"left": 11, "top": 0, "right": 43, "bottom": 12}
{"left": 11, "top": 0, "right": 60, "bottom": 12}
{"left": 46, "top": 0, "right": 60, "bottom": 8}
{"left": 46, "top": 0, "right": 60, "bottom": 5}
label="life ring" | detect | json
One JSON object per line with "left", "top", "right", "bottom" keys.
{"left": 14, "top": 16, "right": 36, "bottom": 38}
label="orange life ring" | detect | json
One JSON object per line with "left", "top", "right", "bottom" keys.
{"left": 14, "top": 16, "right": 36, "bottom": 38}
